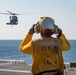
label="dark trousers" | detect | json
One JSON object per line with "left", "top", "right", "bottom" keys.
{"left": 33, "top": 70, "right": 63, "bottom": 75}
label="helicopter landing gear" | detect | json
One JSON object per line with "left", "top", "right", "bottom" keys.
{"left": 6, "top": 22, "right": 18, "bottom": 27}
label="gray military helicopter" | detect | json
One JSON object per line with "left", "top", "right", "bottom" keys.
{"left": 0, "top": 11, "right": 35, "bottom": 27}
{"left": 0, "top": 11, "right": 19, "bottom": 27}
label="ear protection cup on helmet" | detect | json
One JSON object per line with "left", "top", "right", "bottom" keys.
{"left": 34, "top": 24, "right": 41, "bottom": 34}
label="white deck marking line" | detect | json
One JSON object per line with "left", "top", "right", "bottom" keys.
{"left": 0, "top": 69, "right": 31, "bottom": 73}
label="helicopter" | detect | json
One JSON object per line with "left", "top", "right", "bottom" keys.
{"left": 0, "top": 11, "right": 35, "bottom": 27}
{"left": 0, "top": 11, "right": 19, "bottom": 27}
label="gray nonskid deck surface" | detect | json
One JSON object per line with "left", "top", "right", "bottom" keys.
{"left": 0, "top": 64, "right": 76, "bottom": 75}
{"left": 0, "top": 64, "right": 31, "bottom": 75}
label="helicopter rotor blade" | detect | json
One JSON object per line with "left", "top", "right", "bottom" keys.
{"left": 0, "top": 11, "right": 35, "bottom": 15}
{"left": 16, "top": 12, "right": 35, "bottom": 15}
{"left": 7, "top": 11, "right": 13, "bottom": 14}
{"left": 0, "top": 13, "right": 10, "bottom": 15}
{"left": 6, "top": 11, "right": 18, "bottom": 15}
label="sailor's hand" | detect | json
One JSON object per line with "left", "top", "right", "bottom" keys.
{"left": 55, "top": 28, "right": 62, "bottom": 38}
{"left": 29, "top": 22, "right": 39, "bottom": 34}
{"left": 29, "top": 24, "right": 35, "bottom": 34}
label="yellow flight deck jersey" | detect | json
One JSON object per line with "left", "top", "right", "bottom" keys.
{"left": 19, "top": 33, "right": 71, "bottom": 74}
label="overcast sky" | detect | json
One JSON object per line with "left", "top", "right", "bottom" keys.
{"left": 0, "top": 0, "right": 76, "bottom": 40}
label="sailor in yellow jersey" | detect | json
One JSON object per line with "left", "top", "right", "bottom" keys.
{"left": 19, "top": 17, "right": 71, "bottom": 75}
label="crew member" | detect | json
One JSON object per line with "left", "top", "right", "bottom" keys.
{"left": 19, "top": 17, "right": 71, "bottom": 75}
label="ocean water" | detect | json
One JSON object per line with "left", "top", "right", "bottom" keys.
{"left": 0, "top": 40, "right": 32, "bottom": 64}
{"left": 0, "top": 40, "right": 76, "bottom": 64}
{"left": 63, "top": 40, "right": 76, "bottom": 63}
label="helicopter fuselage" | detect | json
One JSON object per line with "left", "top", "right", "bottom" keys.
{"left": 7, "top": 15, "right": 18, "bottom": 25}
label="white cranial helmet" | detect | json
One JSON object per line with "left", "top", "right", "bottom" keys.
{"left": 34, "top": 17, "right": 56, "bottom": 34}
{"left": 39, "top": 17, "right": 54, "bottom": 29}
